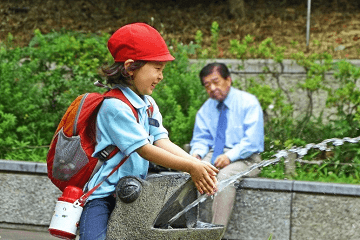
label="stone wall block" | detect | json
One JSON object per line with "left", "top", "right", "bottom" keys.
{"left": 0, "top": 173, "right": 61, "bottom": 226}
{"left": 291, "top": 193, "right": 360, "bottom": 240}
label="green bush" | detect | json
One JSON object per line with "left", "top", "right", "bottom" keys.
{"left": 0, "top": 30, "right": 206, "bottom": 161}
{"left": 0, "top": 29, "right": 111, "bottom": 161}
{"left": 1, "top": 25, "right": 360, "bottom": 185}
{"left": 197, "top": 21, "right": 360, "bottom": 183}
{"left": 153, "top": 42, "right": 208, "bottom": 146}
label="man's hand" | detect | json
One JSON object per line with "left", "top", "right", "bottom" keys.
{"left": 214, "top": 154, "right": 231, "bottom": 169}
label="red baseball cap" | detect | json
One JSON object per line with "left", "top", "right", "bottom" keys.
{"left": 108, "top": 23, "right": 175, "bottom": 62}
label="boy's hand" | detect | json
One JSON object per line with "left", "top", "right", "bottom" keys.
{"left": 189, "top": 161, "right": 219, "bottom": 195}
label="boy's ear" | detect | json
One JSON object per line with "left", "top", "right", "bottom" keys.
{"left": 124, "top": 59, "right": 135, "bottom": 74}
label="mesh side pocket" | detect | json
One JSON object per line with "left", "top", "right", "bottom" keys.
{"left": 52, "top": 129, "right": 89, "bottom": 181}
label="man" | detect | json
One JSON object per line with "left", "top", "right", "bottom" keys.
{"left": 190, "top": 62, "right": 264, "bottom": 228}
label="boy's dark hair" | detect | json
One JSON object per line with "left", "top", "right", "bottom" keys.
{"left": 199, "top": 62, "right": 230, "bottom": 86}
{"left": 99, "top": 61, "right": 147, "bottom": 86}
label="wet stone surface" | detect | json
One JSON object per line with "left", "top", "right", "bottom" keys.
{"left": 106, "top": 173, "right": 225, "bottom": 240}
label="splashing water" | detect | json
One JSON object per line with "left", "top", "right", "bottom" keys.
{"left": 167, "top": 158, "right": 281, "bottom": 226}
{"left": 167, "top": 135, "right": 360, "bottom": 226}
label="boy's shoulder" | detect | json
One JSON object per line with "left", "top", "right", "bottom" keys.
{"left": 101, "top": 98, "right": 136, "bottom": 116}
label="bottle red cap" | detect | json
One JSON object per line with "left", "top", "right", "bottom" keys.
{"left": 58, "top": 186, "right": 84, "bottom": 203}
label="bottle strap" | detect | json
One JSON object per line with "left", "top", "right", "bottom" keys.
{"left": 77, "top": 155, "right": 129, "bottom": 205}
{"left": 76, "top": 88, "right": 150, "bottom": 205}
{"left": 77, "top": 88, "right": 136, "bottom": 204}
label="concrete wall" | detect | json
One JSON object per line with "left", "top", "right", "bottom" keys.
{"left": 199, "top": 178, "right": 360, "bottom": 240}
{"left": 0, "top": 160, "right": 62, "bottom": 232}
{"left": 2, "top": 159, "right": 360, "bottom": 240}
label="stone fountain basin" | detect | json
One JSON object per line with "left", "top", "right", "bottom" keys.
{"left": 106, "top": 172, "right": 225, "bottom": 240}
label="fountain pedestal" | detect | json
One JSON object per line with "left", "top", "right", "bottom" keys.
{"left": 106, "top": 172, "right": 225, "bottom": 240}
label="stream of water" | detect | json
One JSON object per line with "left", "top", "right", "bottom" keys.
{"left": 167, "top": 157, "right": 283, "bottom": 226}
{"left": 167, "top": 135, "right": 360, "bottom": 226}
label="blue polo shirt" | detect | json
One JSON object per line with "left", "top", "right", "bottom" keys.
{"left": 86, "top": 86, "right": 168, "bottom": 201}
{"left": 190, "top": 87, "right": 264, "bottom": 162}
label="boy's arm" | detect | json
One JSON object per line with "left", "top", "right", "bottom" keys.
{"left": 154, "top": 138, "right": 198, "bottom": 161}
{"left": 136, "top": 143, "right": 218, "bottom": 195}
{"left": 155, "top": 138, "right": 216, "bottom": 174}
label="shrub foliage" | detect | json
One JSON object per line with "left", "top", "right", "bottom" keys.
{"left": 1, "top": 25, "right": 360, "bottom": 184}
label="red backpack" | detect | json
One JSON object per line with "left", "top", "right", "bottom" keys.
{"left": 46, "top": 88, "right": 150, "bottom": 192}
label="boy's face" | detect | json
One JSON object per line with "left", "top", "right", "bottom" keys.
{"left": 129, "top": 62, "right": 166, "bottom": 96}
{"left": 202, "top": 71, "right": 231, "bottom": 101}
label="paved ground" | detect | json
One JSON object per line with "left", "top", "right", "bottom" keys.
{"left": 0, "top": 228, "right": 79, "bottom": 240}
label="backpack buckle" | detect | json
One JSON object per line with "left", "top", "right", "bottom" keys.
{"left": 98, "top": 145, "right": 118, "bottom": 161}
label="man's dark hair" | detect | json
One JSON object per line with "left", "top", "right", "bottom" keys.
{"left": 199, "top": 62, "right": 230, "bottom": 85}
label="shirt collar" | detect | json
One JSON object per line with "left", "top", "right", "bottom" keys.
{"left": 214, "top": 87, "right": 233, "bottom": 109}
{"left": 223, "top": 87, "right": 234, "bottom": 108}
{"left": 115, "top": 85, "right": 148, "bottom": 110}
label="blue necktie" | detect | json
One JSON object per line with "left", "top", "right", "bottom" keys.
{"left": 211, "top": 102, "right": 228, "bottom": 164}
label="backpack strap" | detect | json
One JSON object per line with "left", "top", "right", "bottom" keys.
{"left": 84, "top": 89, "right": 154, "bottom": 197}
{"left": 96, "top": 88, "right": 139, "bottom": 161}
{"left": 146, "top": 96, "right": 154, "bottom": 118}
{"left": 103, "top": 88, "right": 139, "bottom": 122}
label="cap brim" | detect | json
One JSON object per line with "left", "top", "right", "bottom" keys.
{"left": 140, "top": 53, "right": 175, "bottom": 62}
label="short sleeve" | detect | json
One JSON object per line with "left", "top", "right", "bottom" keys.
{"left": 95, "top": 98, "right": 150, "bottom": 156}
